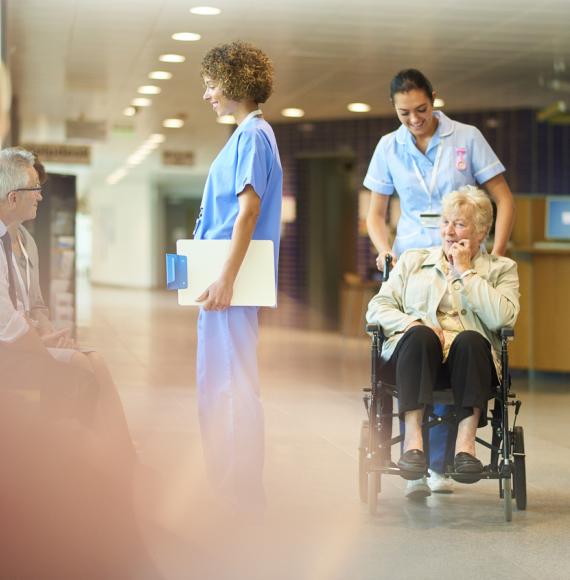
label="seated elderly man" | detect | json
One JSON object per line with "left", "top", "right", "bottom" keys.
{"left": 0, "top": 147, "right": 135, "bottom": 460}
{"left": 366, "top": 186, "right": 520, "bottom": 482}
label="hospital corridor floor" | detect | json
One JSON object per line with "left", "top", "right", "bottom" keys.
{"left": 77, "top": 285, "right": 570, "bottom": 580}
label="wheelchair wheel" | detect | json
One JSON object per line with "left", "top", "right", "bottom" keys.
{"left": 367, "top": 471, "right": 379, "bottom": 515}
{"left": 503, "top": 477, "right": 513, "bottom": 522}
{"left": 513, "top": 426, "right": 527, "bottom": 511}
{"left": 359, "top": 421, "right": 369, "bottom": 503}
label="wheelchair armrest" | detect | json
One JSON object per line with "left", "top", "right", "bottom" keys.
{"left": 500, "top": 327, "right": 515, "bottom": 339}
{"left": 366, "top": 323, "right": 387, "bottom": 342}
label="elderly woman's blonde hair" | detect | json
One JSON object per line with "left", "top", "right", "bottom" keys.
{"left": 442, "top": 185, "right": 494, "bottom": 237}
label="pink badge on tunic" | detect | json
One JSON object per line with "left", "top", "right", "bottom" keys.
{"left": 455, "top": 147, "right": 467, "bottom": 171}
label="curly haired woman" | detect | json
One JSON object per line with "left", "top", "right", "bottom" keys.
{"left": 193, "top": 41, "right": 282, "bottom": 512}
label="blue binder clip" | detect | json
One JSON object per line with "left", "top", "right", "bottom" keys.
{"left": 165, "top": 254, "right": 188, "bottom": 290}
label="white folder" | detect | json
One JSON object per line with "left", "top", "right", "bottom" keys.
{"left": 176, "top": 239, "right": 276, "bottom": 307}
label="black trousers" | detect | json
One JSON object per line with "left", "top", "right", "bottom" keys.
{"left": 382, "top": 325, "right": 496, "bottom": 428}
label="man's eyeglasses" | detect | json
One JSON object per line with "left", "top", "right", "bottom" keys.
{"left": 11, "top": 186, "right": 42, "bottom": 193}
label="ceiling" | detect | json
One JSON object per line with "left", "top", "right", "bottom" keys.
{"left": 6, "top": 0, "right": 570, "bottom": 194}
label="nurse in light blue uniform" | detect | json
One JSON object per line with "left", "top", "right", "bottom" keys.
{"left": 365, "top": 69, "right": 515, "bottom": 497}
{"left": 194, "top": 41, "right": 282, "bottom": 509}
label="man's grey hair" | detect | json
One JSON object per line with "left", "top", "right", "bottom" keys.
{"left": 0, "top": 147, "right": 35, "bottom": 201}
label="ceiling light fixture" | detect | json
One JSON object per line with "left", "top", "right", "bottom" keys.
{"left": 149, "top": 133, "right": 166, "bottom": 144}
{"left": 159, "top": 54, "right": 186, "bottom": 63}
{"left": 172, "top": 32, "right": 202, "bottom": 42}
{"left": 190, "top": 6, "right": 221, "bottom": 15}
{"left": 126, "top": 154, "right": 145, "bottom": 166}
{"left": 149, "top": 71, "right": 173, "bottom": 80}
{"left": 163, "top": 118, "right": 185, "bottom": 128}
{"left": 281, "top": 108, "right": 305, "bottom": 118}
{"left": 131, "top": 97, "right": 152, "bottom": 107}
{"left": 138, "top": 85, "right": 161, "bottom": 95}
{"left": 433, "top": 98, "right": 445, "bottom": 108}
{"left": 347, "top": 102, "right": 371, "bottom": 113}
{"left": 106, "top": 167, "right": 128, "bottom": 185}
{"left": 139, "top": 141, "right": 160, "bottom": 152}
{"left": 123, "top": 106, "right": 136, "bottom": 117}
{"left": 217, "top": 115, "right": 236, "bottom": 125}
{"left": 107, "top": 134, "right": 167, "bottom": 185}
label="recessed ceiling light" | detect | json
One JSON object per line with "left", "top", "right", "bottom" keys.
{"left": 217, "top": 115, "right": 236, "bottom": 125}
{"left": 138, "top": 85, "right": 161, "bottom": 95}
{"left": 123, "top": 106, "right": 136, "bottom": 117}
{"left": 347, "top": 102, "right": 371, "bottom": 113}
{"left": 190, "top": 6, "right": 221, "bottom": 15}
{"left": 127, "top": 154, "right": 146, "bottom": 166}
{"left": 281, "top": 108, "right": 305, "bottom": 118}
{"left": 131, "top": 97, "right": 152, "bottom": 107}
{"left": 172, "top": 32, "right": 202, "bottom": 42}
{"left": 163, "top": 118, "right": 185, "bottom": 129}
{"left": 149, "top": 71, "right": 173, "bottom": 80}
{"left": 106, "top": 167, "right": 128, "bottom": 185}
{"left": 149, "top": 133, "right": 166, "bottom": 144}
{"left": 159, "top": 54, "right": 186, "bottom": 63}
{"left": 433, "top": 98, "right": 445, "bottom": 108}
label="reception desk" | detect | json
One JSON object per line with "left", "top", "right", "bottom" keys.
{"left": 510, "top": 243, "right": 570, "bottom": 371}
{"left": 506, "top": 195, "right": 570, "bottom": 371}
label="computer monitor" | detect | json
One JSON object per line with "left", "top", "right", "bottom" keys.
{"left": 545, "top": 196, "right": 570, "bottom": 240}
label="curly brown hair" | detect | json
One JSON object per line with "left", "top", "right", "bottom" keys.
{"left": 201, "top": 41, "right": 274, "bottom": 104}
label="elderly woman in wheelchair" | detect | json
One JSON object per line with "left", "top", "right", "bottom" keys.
{"left": 366, "top": 185, "right": 520, "bottom": 484}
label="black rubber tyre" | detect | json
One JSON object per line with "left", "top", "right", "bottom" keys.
{"left": 513, "top": 426, "right": 527, "bottom": 511}
{"left": 359, "top": 421, "right": 369, "bottom": 503}
{"left": 368, "top": 470, "right": 379, "bottom": 515}
{"left": 504, "top": 477, "right": 513, "bottom": 522}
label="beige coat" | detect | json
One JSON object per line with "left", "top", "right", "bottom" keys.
{"left": 366, "top": 247, "right": 520, "bottom": 369}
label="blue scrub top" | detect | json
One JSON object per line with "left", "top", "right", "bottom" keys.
{"left": 194, "top": 113, "right": 283, "bottom": 280}
{"left": 364, "top": 111, "right": 505, "bottom": 256}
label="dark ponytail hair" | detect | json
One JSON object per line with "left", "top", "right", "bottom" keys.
{"left": 390, "top": 69, "right": 434, "bottom": 103}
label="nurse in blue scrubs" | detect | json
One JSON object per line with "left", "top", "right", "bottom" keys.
{"left": 194, "top": 41, "right": 282, "bottom": 510}
{"left": 365, "top": 69, "right": 515, "bottom": 498}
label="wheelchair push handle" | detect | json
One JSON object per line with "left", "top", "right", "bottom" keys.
{"left": 382, "top": 254, "right": 393, "bottom": 282}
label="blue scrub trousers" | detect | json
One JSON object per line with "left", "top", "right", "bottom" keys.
{"left": 197, "top": 306, "right": 265, "bottom": 508}
{"left": 427, "top": 403, "right": 454, "bottom": 473}
{"left": 398, "top": 401, "right": 454, "bottom": 473}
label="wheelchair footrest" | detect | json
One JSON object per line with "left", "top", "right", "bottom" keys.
{"left": 443, "top": 466, "right": 501, "bottom": 480}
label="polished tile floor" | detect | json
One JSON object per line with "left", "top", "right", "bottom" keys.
{"left": 79, "top": 285, "right": 570, "bottom": 580}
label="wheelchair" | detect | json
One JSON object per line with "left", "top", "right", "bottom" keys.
{"left": 358, "top": 261, "right": 526, "bottom": 522}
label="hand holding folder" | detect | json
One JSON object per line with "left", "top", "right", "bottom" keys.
{"left": 166, "top": 240, "right": 276, "bottom": 307}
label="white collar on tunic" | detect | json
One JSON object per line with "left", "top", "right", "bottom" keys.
{"left": 239, "top": 109, "right": 263, "bottom": 127}
{"left": 0, "top": 218, "right": 6, "bottom": 237}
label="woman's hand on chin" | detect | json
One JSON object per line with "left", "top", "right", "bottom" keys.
{"left": 448, "top": 238, "right": 473, "bottom": 273}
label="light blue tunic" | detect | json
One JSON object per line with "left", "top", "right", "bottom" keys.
{"left": 194, "top": 112, "right": 282, "bottom": 510}
{"left": 194, "top": 113, "right": 282, "bottom": 277}
{"left": 364, "top": 111, "right": 505, "bottom": 256}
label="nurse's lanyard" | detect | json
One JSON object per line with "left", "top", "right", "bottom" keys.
{"left": 412, "top": 143, "right": 443, "bottom": 212}
{"left": 11, "top": 230, "right": 31, "bottom": 313}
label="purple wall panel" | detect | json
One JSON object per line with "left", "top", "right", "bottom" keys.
{"left": 262, "top": 110, "right": 570, "bottom": 328}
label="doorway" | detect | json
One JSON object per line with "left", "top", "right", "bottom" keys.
{"left": 163, "top": 197, "right": 202, "bottom": 254}
{"left": 297, "top": 155, "right": 357, "bottom": 331}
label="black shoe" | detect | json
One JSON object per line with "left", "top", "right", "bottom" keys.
{"left": 397, "top": 449, "right": 427, "bottom": 480}
{"left": 452, "top": 452, "right": 484, "bottom": 484}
